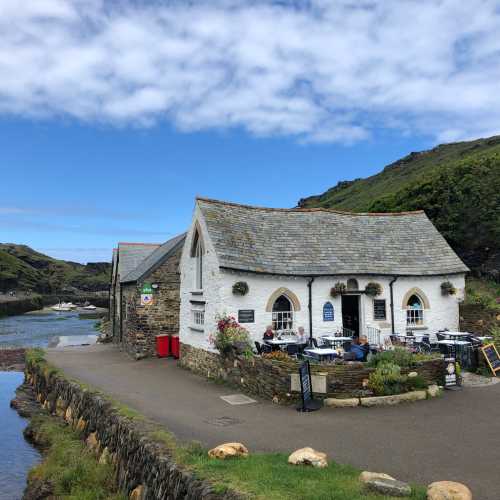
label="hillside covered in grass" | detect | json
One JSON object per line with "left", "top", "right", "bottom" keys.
{"left": 298, "top": 135, "right": 500, "bottom": 278}
{"left": 0, "top": 243, "right": 111, "bottom": 293}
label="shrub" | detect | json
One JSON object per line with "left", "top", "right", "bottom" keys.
{"left": 440, "top": 281, "right": 456, "bottom": 295}
{"left": 262, "top": 351, "right": 291, "bottom": 362}
{"left": 406, "top": 374, "right": 428, "bottom": 391}
{"left": 232, "top": 281, "right": 249, "bottom": 296}
{"left": 365, "top": 282, "right": 382, "bottom": 297}
{"left": 489, "top": 325, "right": 500, "bottom": 350}
{"left": 210, "top": 314, "right": 253, "bottom": 357}
{"left": 368, "top": 362, "right": 406, "bottom": 396}
{"left": 367, "top": 347, "right": 414, "bottom": 369}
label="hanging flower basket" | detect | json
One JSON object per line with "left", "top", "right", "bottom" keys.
{"left": 232, "top": 281, "right": 249, "bottom": 296}
{"left": 330, "top": 282, "right": 346, "bottom": 297}
{"left": 365, "top": 282, "right": 382, "bottom": 297}
{"left": 441, "top": 281, "right": 456, "bottom": 296}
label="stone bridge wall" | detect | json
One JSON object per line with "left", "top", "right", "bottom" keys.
{"left": 25, "top": 358, "right": 242, "bottom": 500}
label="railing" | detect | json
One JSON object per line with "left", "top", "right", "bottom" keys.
{"left": 272, "top": 311, "right": 293, "bottom": 331}
{"left": 340, "top": 326, "right": 355, "bottom": 338}
{"left": 366, "top": 326, "right": 381, "bottom": 346}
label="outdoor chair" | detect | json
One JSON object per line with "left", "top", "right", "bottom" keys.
{"left": 436, "top": 332, "right": 447, "bottom": 342}
{"left": 286, "top": 344, "right": 299, "bottom": 357}
{"left": 261, "top": 343, "right": 272, "bottom": 354}
{"left": 309, "top": 338, "right": 319, "bottom": 348}
{"left": 254, "top": 341, "right": 263, "bottom": 355}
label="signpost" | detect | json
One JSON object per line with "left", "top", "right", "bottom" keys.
{"left": 444, "top": 357, "right": 458, "bottom": 389}
{"left": 140, "top": 283, "right": 154, "bottom": 306}
{"left": 481, "top": 343, "right": 500, "bottom": 376}
{"left": 297, "top": 361, "right": 322, "bottom": 412}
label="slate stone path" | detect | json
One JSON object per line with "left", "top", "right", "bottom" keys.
{"left": 47, "top": 345, "right": 500, "bottom": 500}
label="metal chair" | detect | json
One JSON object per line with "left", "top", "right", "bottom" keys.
{"left": 254, "top": 341, "right": 262, "bottom": 355}
{"left": 286, "top": 344, "right": 299, "bottom": 357}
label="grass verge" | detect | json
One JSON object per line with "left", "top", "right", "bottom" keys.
{"left": 27, "top": 415, "right": 126, "bottom": 500}
{"left": 27, "top": 348, "right": 427, "bottom": 499}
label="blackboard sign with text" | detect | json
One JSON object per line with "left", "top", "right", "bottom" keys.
{"left": 238, "top": 309, "right": 255, "bottom": 323}
{"left": 444, "top": 357, "right": 457, "bottom": 388}
{"left": 297, "top": 361, "right": 322, "bottom": 412}
{"left": 481, "top": 344, "right": 500, "bottom": 376}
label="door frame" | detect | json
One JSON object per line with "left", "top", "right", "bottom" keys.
{"left": 341, "top": 293, "right": 362, "bottom": 337}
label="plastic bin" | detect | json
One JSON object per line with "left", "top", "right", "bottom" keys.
{"left": 171, "top": 334, "right": 180, "bottom": 359}
{"left": 156, "top": 334, "right": 170, "bottom": 358}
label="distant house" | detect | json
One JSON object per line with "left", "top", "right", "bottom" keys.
{"left": 110, "top": 235, "right": 186, "bottom": 359}
{"left": 179, "top": 197, "right": 469, "bottom": 357}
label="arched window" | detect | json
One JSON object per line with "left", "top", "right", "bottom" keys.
{"left": 323, "top": 302, "right": 334, "bottom": 322}
{"left": 347, "top": 278, "right": 359, "bottom": 291}
{"left": 190, "top": 229, "right": 204, "bottom": 290}
{"left": 272, "top": 295, "right": 293, "bottom": 331}
{"left": 406, "top": 294, "right": 424, "bottom": 326}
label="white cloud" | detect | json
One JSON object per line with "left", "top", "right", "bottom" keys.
{"left": 1, "top": 0, "right": 500, "bottom": 143}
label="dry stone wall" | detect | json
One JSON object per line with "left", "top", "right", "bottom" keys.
{"left": 179, "top": 343, "right": 445, "bottom": 402}
{"left": 25, "top": 358, "right": 242, "bottom": 500}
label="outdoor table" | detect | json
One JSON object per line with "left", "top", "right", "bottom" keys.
{"left": 304, "top": 348, "right": 338, "bottom": 361}
{"left": 265, "top": 338, "right": 299, "bottom": 346}
{"left": 321, "top": 336, "right": 353, "bottom": 342}
{"left": 439, "top": 331, "right": 471, "bottom": 341}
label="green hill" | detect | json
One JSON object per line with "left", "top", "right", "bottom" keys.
{"left": 0, "top": 243, "right": 111, "bottom": 293}
{"left": 298, "top": 135, "right": 500, "bottom": 277}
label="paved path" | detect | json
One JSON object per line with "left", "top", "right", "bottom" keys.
{"left": 47, "top": 345, "right": 500, "bottom": 499}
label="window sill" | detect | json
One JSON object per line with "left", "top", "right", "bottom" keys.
{"left": 190, "top": 326, "right": 204, "bottom": 332}
{"left": 406, "top": 325, "right": 428, "bottom": 330}
{"left": 191, "top": 290, "right": 203, "bottom": 296}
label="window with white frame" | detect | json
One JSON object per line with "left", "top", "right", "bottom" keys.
{"left": 406, "top": 294, "right": 424, "bottom": 326}
{"left": 192, "top": 309, "right": 205, "bottom": 326}
{"left": 272, "top": 295, "right": 294, "bottom": 331}
{"left": 190, "top": 229, "right": 204, "bottom": 290}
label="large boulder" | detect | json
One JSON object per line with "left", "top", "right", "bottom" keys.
{"left": 208, "top": 442, "right": 249, "bottom": 459}
{"left": 365, "top": 478, "right": 412, "bottom": 497}
{"left": 427, "top": 481, "right": 472, "bottom": 500}
{"left": 288, "top": 447, "right": 328, "bottom": 468}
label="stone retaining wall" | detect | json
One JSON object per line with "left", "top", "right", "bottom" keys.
{"left": 0, "top": 296, "right": 43, "bottom": 317}
{"left": 25, "top": 359, "right": 241, "bottom": 500}
{"left": 459, "top": 303, "right": 500, "bottom": 335}
{"left": 179, "top": 343, "right": 445, "bottom": 402}
{"left": 0, "top": 348, "right": 26, "bottom": 369}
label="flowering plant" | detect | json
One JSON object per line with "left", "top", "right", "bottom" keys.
{"left": 211, "top": 313, "right": 253, "bottom": 357}
{"left": 440, "top": 281, "right": 456, "bottom": 296}
{"left": 232, "top": 281, "right": 249, "bottom": 296}
{"left": 365, "top": 282, "right": 382, "bottom": 297}
{"left": 330, "top": 282, "right": 346, "bottom": 297}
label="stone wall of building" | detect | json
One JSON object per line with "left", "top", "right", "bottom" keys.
{"left": 179, "top": 343, "right": 445, "bottom": 402}
{"left": 121, "top": 247, "right": 182, "bottom": 359}
{"left": 459, "top": 304, "right": 500, "bottom": 335}
{"left": 25, "top": 357, "right": 242, "bottom": 500}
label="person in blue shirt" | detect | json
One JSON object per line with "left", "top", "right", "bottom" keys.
{"left": 350, "top": 335, "right": 370, "bottom": 361}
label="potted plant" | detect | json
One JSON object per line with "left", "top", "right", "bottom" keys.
{"left": 330, "top": 282, "right": 346, "bottom": 297}
{"left": 440, "top": 281, "right": 456, "bottom": 296}
{"left": 365, "top": 282, "right": 382, "bottom": 297}
{"left": 211, "top": 314, "right": 253, "bottom": 357}
{"left": 232, "top": 281, "right": 249, "bottom": 296}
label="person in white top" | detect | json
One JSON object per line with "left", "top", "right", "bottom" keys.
{"left": 297, "top": 326, "right": 307, "bottom": 344}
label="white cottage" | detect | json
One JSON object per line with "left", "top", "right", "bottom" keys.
{"left": 179, "top": 197, "right": 468, "bottom": 353}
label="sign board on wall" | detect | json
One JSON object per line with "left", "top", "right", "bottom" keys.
{"left": 238, "top": 309, "right": 255, "bottom": 323}
{"left": 141, "top": 283, "right": 153, "bottom": 294}
{"left": 323, "top": 302, "right": 334, "bottom": 321}
{"left": 141, "top": 294, "right": 153, "bottom": 306}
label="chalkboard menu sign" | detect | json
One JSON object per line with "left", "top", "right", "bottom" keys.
{"left": 481, "top": 344, "right": 500, "bottom": 376}
{"left": 297, "top": 361, "right": 322, "bottom": 412}
{"left": 238, "top": 309, "right": 255, "bottom": 323}
{"left": 444, "top": 357, "right": 457, "bottom": 388}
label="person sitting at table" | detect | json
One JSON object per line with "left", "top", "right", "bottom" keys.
{"left": 263, "top": 325, "right": 274, "bottom": 342}
{"left": 296, "top": 326, "right": 307, "bottom": 344}
{"left": 349, "top": 335, "right": 370, "bottom": 361}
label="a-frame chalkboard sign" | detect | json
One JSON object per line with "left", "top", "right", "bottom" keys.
{"left": 297, "top": 361, "right": 322, "bottom": 412}
{"left": 481, "top": 343, "right": 500, "bottom": 376}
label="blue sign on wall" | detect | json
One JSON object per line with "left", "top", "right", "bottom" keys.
{"left": 323, "top": 302, "right": 334, "bottom": 321}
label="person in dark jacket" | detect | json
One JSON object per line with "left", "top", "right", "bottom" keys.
{"left": 350, "top": 335, "right": 370, "bottom": 361}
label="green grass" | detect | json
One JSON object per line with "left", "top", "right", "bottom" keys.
{"left": 182, "top": 451, "right": 426, "bottom": 500}
{"left": 28, "top": 415, "right": 126, "bottom": 500}
{"left": 465, "top": 278, "right": 500, "bottom": 313}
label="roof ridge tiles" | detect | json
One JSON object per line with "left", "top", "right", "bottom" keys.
{"left": 195, "top": 196, "right": 425, "bottom": 216}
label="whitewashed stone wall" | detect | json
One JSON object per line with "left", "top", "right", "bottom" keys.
{"left": 179, "top": 208, "right": 466, "bottom": 349}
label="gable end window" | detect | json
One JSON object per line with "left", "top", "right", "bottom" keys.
{"left": 373, "top": 299, "right": 386, "bottom": 320}
{"left": 190, "top": 228, "right": 204, "bottom": 290}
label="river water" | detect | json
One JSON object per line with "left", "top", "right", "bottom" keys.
{"left": 0, "top": 308, "right": 99, "bottom": 347}
{"left": 0, "top": 372, "right": 40, "bottom": 500}
{"left": 0, "top": 310, "right": 99, "bottom": 499}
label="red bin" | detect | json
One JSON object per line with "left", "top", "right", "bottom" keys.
{"left": 171, "top": 334, "right": 180, "bottom": 359}
{"left": 156, "top": 334, "right": 170, "bottom": 358}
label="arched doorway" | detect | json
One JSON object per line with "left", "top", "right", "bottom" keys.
{"left": 272, "top": 295, "right": 293, "bottom": 331}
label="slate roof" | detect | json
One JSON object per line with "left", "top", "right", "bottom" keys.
{"left": 121, "top": 233, "right": 186, "bottom": 283}
{"left": 117, "top": 243, "right": 160, "bottom": 282}
{"left": 197, "top": 198, "right": 469, "bottom": 276}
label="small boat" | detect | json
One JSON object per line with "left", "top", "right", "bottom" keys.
{"left": 82, "top": 304, "right": 97, "bottom": 310}
{"left": 51, "top": 302, "right": 72, "bottom": 312}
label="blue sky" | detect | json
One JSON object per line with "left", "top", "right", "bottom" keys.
{"left": 1, "top": 1, "right": 499, "bottom": 263}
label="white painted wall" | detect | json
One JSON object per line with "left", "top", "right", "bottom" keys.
{"left": 179, "top": 204, "right": 466, "bottom": 350}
